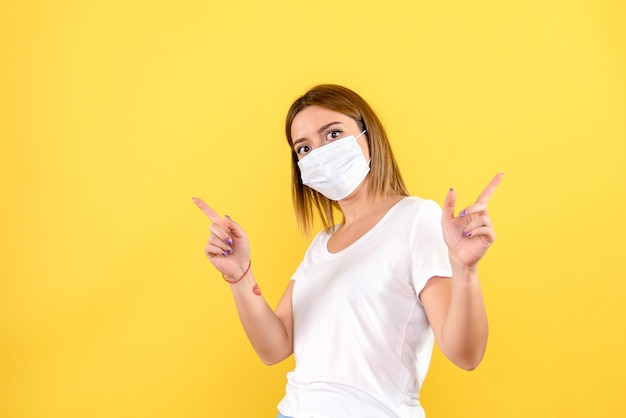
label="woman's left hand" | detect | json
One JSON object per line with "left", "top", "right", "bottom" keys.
{"left": 441, "top": 173, "right": 504, "bottom": 269}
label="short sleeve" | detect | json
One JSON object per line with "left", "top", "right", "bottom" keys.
{"left": 408, "top": 200, "right": 453, "bottom": 295}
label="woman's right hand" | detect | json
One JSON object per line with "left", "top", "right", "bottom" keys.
{"left": 192, "top": 197, "right": 251, "bottom": 282}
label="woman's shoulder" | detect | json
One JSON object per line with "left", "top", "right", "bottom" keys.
{"left": 396, "top": 195, "right": 443, "bottom": 214}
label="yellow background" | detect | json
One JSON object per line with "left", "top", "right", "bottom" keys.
{"left": 1, "top": 1, "right": 625, "bottom": 417}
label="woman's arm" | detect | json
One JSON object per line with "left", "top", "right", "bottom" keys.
{"left": 420, "top": 272, "right": 487, "bottom": 370}
{"left": 228, "top": 274, "right": 294, "bottom": 365}
{"left": 193, "top": 197, "right": 294, "bottom": 365}
{"left": 420, "top": 173, "right": 503, "bottom": 370}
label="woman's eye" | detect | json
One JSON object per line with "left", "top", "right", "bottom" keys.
{"left": 296, "top": 145, "right": 310, "bottom": 155}
{"left": 327, "top": 130, "right": 342, "bottom": 141}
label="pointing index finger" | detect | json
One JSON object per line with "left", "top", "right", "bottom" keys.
{"left": 476, "top": 173, "right": 504, "bottom": 205}
{"left": 192, "top": 197, "right": 223, "bottom": 223}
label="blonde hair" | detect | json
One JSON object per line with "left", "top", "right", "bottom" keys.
{"left": 285, "top": 84, "right": 409, "bottom": 234}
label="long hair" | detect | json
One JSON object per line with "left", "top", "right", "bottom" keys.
{"left": 285, "top": 84, "right": 408, "bottom": 234}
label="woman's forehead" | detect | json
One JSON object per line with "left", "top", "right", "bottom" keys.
{"left": 291, "top": 106, "right": 358, "bottom": 136}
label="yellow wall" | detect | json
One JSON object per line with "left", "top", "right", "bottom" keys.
{"left": 1, "top": 1, "right": 624, "bottom": 417}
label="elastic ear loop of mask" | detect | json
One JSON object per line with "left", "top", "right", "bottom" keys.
{"left": 355, "top": 130, "right": 370, "bottom": 166}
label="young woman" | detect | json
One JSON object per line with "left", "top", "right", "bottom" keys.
{"left": 193, "top": 84, "right": 503, "bottom": 418}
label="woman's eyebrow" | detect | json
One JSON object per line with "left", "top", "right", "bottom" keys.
{"left": 317, "top": 121, "right": 342, "bottom": 134}
{"left": 293, "top": 121, "right": 343, "bottom": 147}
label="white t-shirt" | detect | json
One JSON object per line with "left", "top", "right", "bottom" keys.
{"left": 277, "top": 197, "right": 453, "bottom": 418}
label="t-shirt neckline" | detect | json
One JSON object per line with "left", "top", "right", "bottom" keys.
{"left": 324, "top": 196, "right": 411, "bottom": 256}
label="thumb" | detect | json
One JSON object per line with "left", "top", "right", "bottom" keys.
{"left": 443, "top": 188, "right": 456, "bottom": 220}
{"left": 224, "top": 215, "right": 246, "bottom": 239}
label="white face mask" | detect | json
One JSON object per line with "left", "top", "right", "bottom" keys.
{"left": 297, "top": 130, "right": 369, "bottom": 201}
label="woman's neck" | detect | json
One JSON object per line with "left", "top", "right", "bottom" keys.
{"left": 337, "top": 187, "right": 403, "bottom": 226}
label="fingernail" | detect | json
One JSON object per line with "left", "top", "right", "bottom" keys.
{"left": 462, "top": 230, "right": 472, "bottom": 237}
{"left": 449, "top": 188, "right": 454, "bottom": 192}
{"left": 227, "top": 248, "right": 233, "bottom": 254}
{"left": 459, "top": 209, "right": 467, "bottom": 217}
{"left": 225, "top": 215, "right": 231, "bottom": 220}
{"left": 221, "top": 250, "right": 228, "bottom": 256}
{"left": 225, "top": 237, "right": 233, "bottom": 246}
